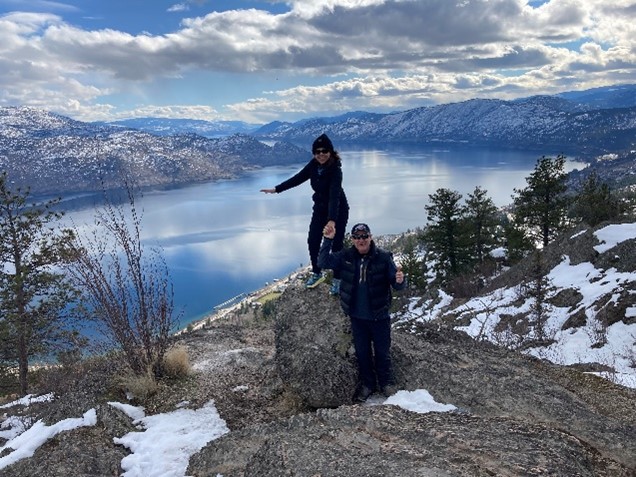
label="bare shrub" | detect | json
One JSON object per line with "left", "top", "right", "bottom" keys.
{"left": 460, "top": 294, "right": 501, "bottom": 341}
{"left": 623, "top": 334, "right": 636, "bottom": 369}
{"left": 585, "top": 315, "right": 608, "bottom": 348}
{"left": 162, "top": 345, "right": 191, "bottom": 379}
{"left": 491, "top": 323, "right": 525, "bottom": 350}
{"left": 66, "top": 181, "right": 180, "bottom": 378}
{"left": 446, "top": 274, "right": 482, "bottom": 299}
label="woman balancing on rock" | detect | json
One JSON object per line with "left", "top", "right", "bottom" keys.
{"left": 261, "top": 134, "right": 349, "bottom": 295}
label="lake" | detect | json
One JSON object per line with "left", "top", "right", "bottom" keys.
{"left": 60, "top": 145, "right": 587, "bottom": 329}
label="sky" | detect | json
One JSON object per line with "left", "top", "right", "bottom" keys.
{"left": 1, "top": 222, "right": 635, "bottom": 476}
{"left": 1, "top": 0, "right": 635, "bottom": 124}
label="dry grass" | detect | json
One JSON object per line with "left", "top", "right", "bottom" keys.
{"left": 162, "top": 345, "right": 191, "bottom": 378}
{"left": 118, "top": 370, "right": 159, "bottom": 402}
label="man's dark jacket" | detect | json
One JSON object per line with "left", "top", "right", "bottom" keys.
{"left": 318, "top": 238, "right": 404, "bottom": 321}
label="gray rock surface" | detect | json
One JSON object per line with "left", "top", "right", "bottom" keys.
{"left": 390, "top": 322, "right": 636, "bottom": 468}
{"left": 1, "top": 277, "right": 634, "bottom": 477}
{"left": 186, "top": 279, "right": 635, "bottom": 476}
{"left": 188, "top": 405, "right": 632, "bottom": 477}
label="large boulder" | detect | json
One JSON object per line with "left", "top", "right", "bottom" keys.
{"left": 273, "top": 281, "right": 358, "bottom": 408}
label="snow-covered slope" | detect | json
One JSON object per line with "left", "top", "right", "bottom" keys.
{"left": 398, "top": 222, "right": 636, "bottom": 389}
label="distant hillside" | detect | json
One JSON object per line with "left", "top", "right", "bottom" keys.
{"left": 101, "top": 117, "right": 261, "bottom": 138}
{"left": 0, "top": 107, "right": 308, "bottom": 196}
{"left": 92, "top": 84, "right": 636, "bottom": 160}
{"left": 2, "top": 84, "right": 636, "bottom": 196}
{"left": 556, "top": 84, "right": 636, "bottom": 109}
{"left": 254, "top": 92, "right": 636, "bottom": 158}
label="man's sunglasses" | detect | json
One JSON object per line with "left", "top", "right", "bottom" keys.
{"left": 314, "top": 148, "right": 330, "bottom": 154}
{"left": 352, "top": 234, "right": 369, "bottom": 240}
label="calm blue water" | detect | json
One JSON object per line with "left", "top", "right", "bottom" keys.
{"left": 60, "top": 145, "right": 587, "bottom": 329}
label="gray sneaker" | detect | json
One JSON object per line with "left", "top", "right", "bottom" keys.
{"left": 329, "top": 278, "right": 341, "bottom": 296}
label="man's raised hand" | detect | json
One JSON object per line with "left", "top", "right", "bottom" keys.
{"left": 323, "top": 223, "right": 336, "bottom": 239}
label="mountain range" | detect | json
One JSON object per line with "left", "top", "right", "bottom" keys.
{"left": 251, "top": 86, "right": 636, "bottom": 156}
{"left": 0, "top": 107, "right": 307, "bottom": 196}
{"left": 1, "top": 84, "right": 635, "bottom": 196}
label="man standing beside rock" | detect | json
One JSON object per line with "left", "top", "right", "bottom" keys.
{"left": 318, "top": 222, "right": 405, "bottom": 402}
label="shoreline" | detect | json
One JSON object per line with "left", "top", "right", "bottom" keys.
{"left": 175, "top": 266, "right": 308, "bottom": 334}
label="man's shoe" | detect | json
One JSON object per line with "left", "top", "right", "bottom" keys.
{"left": 329, "top": 278, "right": 341, "bottom": 296}
{"left": 305, "top": 273, "right": 325, "bottom": 289}
{"left": 354, "top": 385, "right": 374, "bottom": 403}
{"left": 381, "top": 384, "right": 398, "bottom": 398}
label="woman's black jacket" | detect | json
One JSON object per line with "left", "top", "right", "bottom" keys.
{"left": 274, "top": 158, "right": 348, "bottom": 222}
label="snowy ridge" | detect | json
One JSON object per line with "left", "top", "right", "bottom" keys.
{"left": 257, "top": 95, "right": 636, "bottom": 154}
{"left": 0, "top": 107, "right": 308, "bottom": 195}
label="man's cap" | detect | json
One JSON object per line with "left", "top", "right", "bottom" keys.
{"left": 351, "top": 223, "right": 371, "bottom": 235}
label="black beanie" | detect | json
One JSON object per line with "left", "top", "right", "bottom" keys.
{"left": 312, "top": 133, "right": 334, "bottom": 153}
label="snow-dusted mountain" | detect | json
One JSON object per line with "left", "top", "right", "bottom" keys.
{"left": 2, "top": 84, "right": 636, "bottom": 196}
{"left": 0, "top": 107, "right": 307, "bottom": 196}
{"left": 101, "top": 117, "right": 261, "bottom": 138}
{"left": 254, "top": 92, "right": 636, "bottom": 157}
{"left": 556, "top": 84, "right": 636, "bottom": 110}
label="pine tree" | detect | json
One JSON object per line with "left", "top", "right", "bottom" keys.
{"left": 570, "top": 172, "right": 622, "bottom": 226}
{"left": 399, "top": 234, "right": 427, "bottom": 293}
{"left": 464, "top": 186, "right": 501, "bottom": 264}
{"left": 0, "top": 172, "right": 77, "bottom": 395}
{"left": 525, "top": 250, "right": 551, "bottom": 342}
{"left": 502, "top": 215, "right": 534, "bottom": 264}
{"left": 513, "top": 155, "right": 569, "bottom": 247}
{"left": 423, "top": 188, "right": 469, "bottom": 283}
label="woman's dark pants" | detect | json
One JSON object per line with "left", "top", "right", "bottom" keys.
{"left": 308, "top": 205, "right": 348, "bottom": 278}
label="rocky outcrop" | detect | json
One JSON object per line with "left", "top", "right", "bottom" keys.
{"left": 390, "top": 323, "right": 636, "bottom": 469}
{"left": 1, "top": 277, "right": 635, "bottom": 476}
{"left": 188, "top": 405, "right": 632, "bottom": 477}
{"left": 187, "top": 279, "right": 636, "bottom": 475}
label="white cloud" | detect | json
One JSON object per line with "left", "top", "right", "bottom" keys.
{"left": 0, "top": 0, "right": 634, "bottom": 122}
{"left": 168, "top": 3, "right": 190, "bottom": 13}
